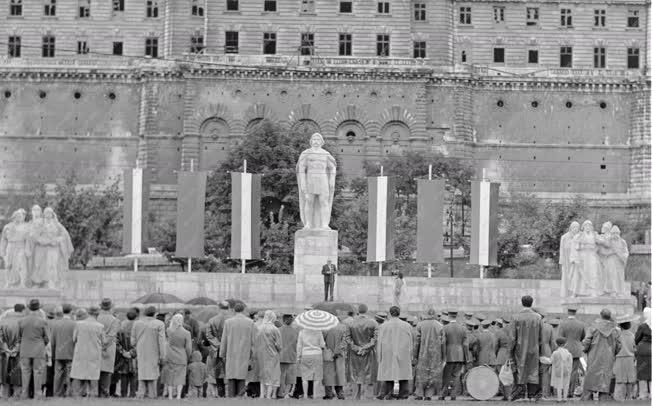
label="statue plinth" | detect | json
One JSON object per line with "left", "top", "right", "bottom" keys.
{"left": 293, "top": 229, "right": 338, "bottom": 305}
{"left": 562, "top": 295, "right": 636, "bottom": 316}
{"left": 0, "top": 287, "right": 66, "bottom": 307}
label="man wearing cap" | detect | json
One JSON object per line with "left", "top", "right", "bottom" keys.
{"left": 464, "top": 311, "right": 473, "bottom": 321}
{"left": 51, "top": 304, "right": 76, "bottom": 397}
{"left": 97, "top": 298, "right": 120, "bottom": 397}
{"left": 17, "top": 299, "right": 49, "bottom": 399}
{"left": 376, "top": 306, "right": 413, "bottom": 400}
{"left": 348, "top": 304, "right": 379, "bottom": 400}
{"left": 0, "top": 304, "right": 25, "bottom": 398}
{"left": 131, "top": 306, "right": 167, "bottom": 399}
{"left": 581, "top": 308, "right": 621, "bottom": 400}
{"left": 494, "top": 318, "right": 513, "bottom": 400}
{"left": 439, "top": 310, "right": 469, "bottom": 400}
{"left": 219, "top": 302, "right": 255, "bottom": 398}
{"left": 413, "top": 308, "right": 445, "bottom": 400}
{"left": 206, "top": 301, "right": 231, "bottom": 397}
{"left": 70, "top": 307, "right": 104, "bottom": 398}
{"left": 475, "top": 319, "right": 497, "bottom": 367}
{"left": 557, "top": 305, "right": 586, "bottom": 397}
{"left": 509, "top": 295, "right": 545, "bottom": 401}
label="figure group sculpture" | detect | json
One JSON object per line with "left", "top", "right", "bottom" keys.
{"left": 559, "top": 220, "right": 629, "bottom": 298}
{"left": 0, "top": 205, "right": 73, "bottom": 289}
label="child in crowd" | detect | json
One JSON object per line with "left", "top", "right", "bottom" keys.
{"left": 187, "top": 351, "right": 208, "bottom": 399}
{"left": 551, "top": 337, "right": 573, "bottom": 402}
{"left": 614, "top": 315, "right": 637, "bottom": 401}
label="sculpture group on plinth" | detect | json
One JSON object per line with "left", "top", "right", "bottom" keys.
{"left": 0, "top": 205, "right": 73, "bottom": 289}
{"left": 560, "top": 220, "right": 629, "bottom": 297}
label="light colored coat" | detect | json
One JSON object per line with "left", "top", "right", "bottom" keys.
{"left": 219, "top": 313, "right": 255, "bottom": 380}
{"left": 97, "top": 311, "right": 120, "bottom": 372}
{"left": 70, "top": 318, "right": 104, "bottom": 380}
{"left": 376, "top": 317, "right": 413, "bottom": 381}
{"left": 131, "top": 316, "right": 166, "bottom": 380}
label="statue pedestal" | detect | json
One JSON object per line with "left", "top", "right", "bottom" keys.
{"left": 293, "top": 229, "right": 338, "bottom": 306}
{"left": 0, "top": 288, "right": 66, "bottom": 307}
{"left": 562, "top": 295, "right": 636, "bottom": 316}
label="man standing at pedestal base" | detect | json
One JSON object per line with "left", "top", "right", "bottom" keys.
{"left": 322, "top": 260, "right": 337, "bottom": 302}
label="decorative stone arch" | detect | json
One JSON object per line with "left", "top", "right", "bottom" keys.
{"left": 378, "top": 106, "right": 417, "bottom": 139}
{"left": 287, "top": 104, "right": 326, "bottom": 137}
{"left": 242, "top": 103, "right": 276, "bottom": 135}
{"left": 380, "top": 121, "right": 411, "bottom": 145}
{"left": 199, "top": 117, "right": 231, "bottom": 140}
{"left": 335, "top": 120, "right": 367, "bottom": 145}
{"left": 330, "top": 104, "right": 378, "bottom": 139}
{"left": 187, "top": 103, "right": 233, "bottom": 135}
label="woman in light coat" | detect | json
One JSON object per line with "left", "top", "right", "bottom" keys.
{"left": 163, "top": 313, "right": 192, "bottom": 399}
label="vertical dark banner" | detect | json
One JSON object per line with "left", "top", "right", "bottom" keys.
{"left": 175, "top": 171, "right": 207, "bottom": 258}
{"left": 416, "top": 179, "right": 444, "bottom": 263}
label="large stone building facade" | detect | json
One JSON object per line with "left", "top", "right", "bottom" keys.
{"left": 0, "top": 0, "right": 649, "bottom": 219}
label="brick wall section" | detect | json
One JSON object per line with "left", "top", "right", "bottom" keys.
{"left": 628, "top": 86, "right": 651, "bottom": 195}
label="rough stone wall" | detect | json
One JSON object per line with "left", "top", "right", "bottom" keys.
{"left": 628, "top": 87, "right": 651, "bottom": 195}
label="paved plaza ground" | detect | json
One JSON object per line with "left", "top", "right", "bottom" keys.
{"left": 2, "top": 399, "right": 650, "bottom": 405}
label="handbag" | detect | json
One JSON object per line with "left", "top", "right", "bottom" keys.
{"left": 323, "top": 348, "right": 334, "bottom": 362}
{"left": 499, "top": 360, "right": 514, "bottom": 386}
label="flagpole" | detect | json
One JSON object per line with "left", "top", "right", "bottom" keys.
{"left": 134, "top": 160, "right": 140, "bottom": 273}
{"left": 379, "top": 165, "right": 384, "bottom": 278}
{"left": 427, "top": 164, "right": 433, "bottom": 278}
{"left": 242, "top": 159, "right": 247, "bottom": 275}
{"left": 480, "top": 168, "right": 486, "bottom": 280}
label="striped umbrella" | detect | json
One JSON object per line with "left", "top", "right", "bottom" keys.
{"left": 295, "top": 309, "right": 339, "bottom": 331}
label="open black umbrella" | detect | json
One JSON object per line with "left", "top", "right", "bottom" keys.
{"left": 133, "top": 292, "right": 184, "bottom": 306}
{"left": 186, "top": 297, "right": 218, "bottom": 306}
{"left": 194, "top": 305, "right": 221, "bottom": 323}
{"left": 225, "top": 298, "right": 247, "bottom": 309}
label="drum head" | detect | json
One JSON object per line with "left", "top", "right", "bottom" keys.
{"left": 466, "top": 366, "right": 499, "bottom": 401}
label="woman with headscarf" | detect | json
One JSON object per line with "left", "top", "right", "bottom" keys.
{"left": 635, "top": 308, "right": 651, "bottom": 400}
{"left": 0, "top": 209, "right": 30, "bottom": 288}
{"left": 569, "top": 220, "right": 603, "bottom": 297}
{"left": 29, "top": 207, "right": 73, "bottom": 289}
{"left": 256, "top": 310, "right": 282, "bottom": 399}
{"left": 163, "top": 313, "right": 192, "bottom": 399}
{"left": 296, "top": 326, "right": 325, "bottom": 399}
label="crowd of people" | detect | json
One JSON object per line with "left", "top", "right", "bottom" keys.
{"left": 0, "top": 295, "right": 650, "bottom": 401}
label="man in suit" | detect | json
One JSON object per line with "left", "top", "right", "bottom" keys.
{"left": 321, "top": 259, "right": 337, "bottom": 302}
{"left": 510, "top": 295, "right": 544, "bottom": 401}
{"left": 557, "top": 306, "right": 586, "bottom": 398}
{"left": 17, "top": 299, "right": 49, "bottom": 400}
{"left": 51, "top": 304, "right": 76, "bottom": 397}
{"left": 97, "top": 298, "right": 120, "bottom": 398}
{"left": 439, "top": 310, "right": 470, "bottom": 400}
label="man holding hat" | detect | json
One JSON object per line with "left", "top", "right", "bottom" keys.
{"left": 557, "top": 305, "right": 586, "bottom": 397}
{"left": 17, "top": 299, "right": 49, "bottom": 399}
{"left": 70, "top": 307, "right": 104, "bottom": 398}
{"left": 439, "top": 310, "right": 469, "bottom": 400}
{"left": 97, "top": 298, "right": 120, "bottom": 397}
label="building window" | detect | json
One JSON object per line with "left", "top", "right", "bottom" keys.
{"left": 526, "top": 7, "right": 539, "bottom": 26}
{"left": 112, "top": 41, "right": 123, "bottom": 55}
{"left": 264, "top": 0, "right": 276, "bottom": 11}
{"left": 560, "top": 46, "right": 572, "bottom": 67}
{"left": 190, "top": 35, "right": 204, "bottom": 53}
{"left": 339, "top": 1, "right": 352, "bottom": 13}
{"left": 44, "top": 0, "right": 56, "bottom": 16}
{"left": 79, "top": 0, "right": 90, "bottom": 18}
{"left": 377, "top": 1, "right": 390, "bottom": 14}
{"left": 376, "top": 34, "right": 390, "bottom": 56}
{"left": 593, "top": 47, "right": 606, "bottom": 68}
{"left": 9, "top": 0, "right": 22, "bottom": 16}
{"left": 561, "top": 9, "right": 572, "bottom": 27}
{"left": 493, "top": 6, "right": 504, "bottom": 23}
{"left": 42, "top": 35, "right": 55, "bottom": 57}
{"left": 413, "top": 41, "right": 426, "bottom": 58}
{"left": 627, "top": 48, "right": 639, "bottom": 69}
{"left": 8, "top": 36, "right": 21, "bottom": 57}
{"left": 191, "top": 0, "right": 204, "bottom": 16}
{"left": 461, "top": 50, "right": 467, "bottom": 63}
{"left": 300, "top": 33, "right": 314, "bottom": 56}
{"left": 300, "top": 0, "right": 314, "bottom": 13}
{"left": 263, "top": 32, "right": 276, "bottom": 54}
{"left": 594, "top": 9, "right": 606, "bottom": 27}
{"left": 459, "top": 7, "right": 471, "bottom": 24}
{"left": 77, "top": 40, "right": 89, "bottom": 54}
{"left": 414, "top": 2, "right": 426, "bottom": 21}
{"left": 146, "top": 0, "right": 159, "bottom": 17}
{"left": 627, "top": 10, "right": 639, "bottom": 28}
{"left": 226, "top": 0, "right": 238, "bottom": 10}
{"left": 338, "top": 33, "right": 352, "bottom": 56}
{"left": 145, "top": 37, "right": 158, "bottom": 57}
{"left": 528, "top": 49, "right": 538, "bottom": 64}
{"left": 493, "top": 47, "right": 505, "bottom": 63}
{"left": 225, "top": 31, "right": 239, "bottom": 53}
{"left": 113, "top": 0, "right": 124, "bottom": 11}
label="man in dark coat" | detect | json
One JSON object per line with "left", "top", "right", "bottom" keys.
{"left": 557, "top": 306, "right": 585, "bottom": 397}
{"left": 323, "top": 314, "right": 350, "bottom": 399}
{"left": 581, "top": 309, "right": 621, "bottom": 401}
{"left": 348, "top": 304, "right": 378, "bottom": 400}
{"left": 321, "top": 259, "right": 337, "bottom": 302}
{"left": 537, "top": 311, "right": 556, "bottom": 399}
{"left": 206, "top": 301, "right": 231, "bottom": 397}
{"left": 51, "top": 304, "right": 76, "bottom": 397}
{"left": 510, "top": 295, "right": 544, "bottom": 401}
{"left": 17, "top": 299, "right": 49, "bottom": 400}
{"left": 439, "top": 310, "right": 470, "bottom": 400}
{"left": 97, "top": 298, "right": 120, "bottom": 398}
{"left": 0, "top": 304, "right": 24, "bottom": 398}
{"left": 115, "top": 310, "right": 138, "bottom": 398}
{"left": 183, "top": 309, "right": 201, "bottom": 350}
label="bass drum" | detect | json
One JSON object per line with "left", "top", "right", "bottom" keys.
{"left": 465, "top": 365, "right": 499, "bottom": 400}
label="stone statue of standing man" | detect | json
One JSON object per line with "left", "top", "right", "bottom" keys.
{"left": 296, "top": 133, "right": 336, "bottom": 230}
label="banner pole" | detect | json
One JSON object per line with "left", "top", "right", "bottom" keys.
{"left": 134, "top": 257, "right": 138, "bottom": 273}
{"left": 428, "top": 164, "right": 433, "bottom": 278}
{"left": 242, "top": 159, "right": 247, "bottom": 275}
{"left": 188, "top": 159, "right": 194, "bottom": 273}
{"left": 242, "top": 259, "right": 246, "bottom": 274}
{"left": 378, "top": 261, "right": 383, "bottom": 277}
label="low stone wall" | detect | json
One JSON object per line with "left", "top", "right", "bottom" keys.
{"left": 0, "top": 270, "right": 635, "bottom": 315}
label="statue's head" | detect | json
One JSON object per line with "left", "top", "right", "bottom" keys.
{"left": 610, "top": 225, "right": 621, "bottom": 236}
{"left": 31, "top": 205, "right": 42, "bottom": 219}
{"left": 601, "top": 221, "right": 613, "bottom": 234}
{"left": 581, "top": 220, "right": 593, "bottom": 232}
{"left": 11, "top": 208, "right": 26, "bottom": 223}
{"left": 43, "top": 207, "right": 55, "bottom": 220}
{"left": 310, "top": 132, "right": 325, "bottom": 148}
{"left": 569, "top": 221, "right": 580, "bottom": 233}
